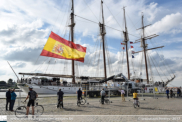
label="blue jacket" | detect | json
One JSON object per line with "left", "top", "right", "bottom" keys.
{"left": 11, "top": 91, "right": 17, "bottom": 100}
{"left": 166, "top": 90, "right": 169, "bottom": 94}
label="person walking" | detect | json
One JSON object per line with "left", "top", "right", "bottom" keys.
{"left": 10, "top": 89, "right": 17, "bottom": 111}
{"left": 121, "top": 89, "right": 125, "bottom": 102}
{"left": 6, "top": 89, "right": 11, "bottom": 111}
{"left": 166, "top": 89, "right": 169, "bottom": 99}
{"left": 100, "top": 88, "right": 106, "bottom": 104}
{"left": 57, "top": 89, "right": 64, "bottom": 108}
{"left": 24, "top": 86, "right": 38, "bottom": 117}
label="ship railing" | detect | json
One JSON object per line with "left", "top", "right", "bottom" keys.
{"left": 88, "top": 85, "right": 122, "bottom": 91}
{"left": 38, "top": 84, "right": 81, "bottom": 87}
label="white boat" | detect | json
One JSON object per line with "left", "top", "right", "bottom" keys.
{"left": 18, "top": 77, "right": 81, "bottom": 94}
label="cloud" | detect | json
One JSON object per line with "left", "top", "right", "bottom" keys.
{"left": 0, "top": 69, "right": 6, "bottom": 76}
{"left": 3, "top": 47, "right": 42, "bottom": 62}
{"left": 0, "top": 19, "right": 49, "bottom": 49}
{"left": 146, "top": 12, "right": 182, "bottom": 35}
{"left": 141, "top": 2, "right": 161, "bottom": 22}
{"left": 82, "top": 29, "right": 88, "bottom": 36}
{"left": 12, "top": 62, "right": 26, "bottom": 68}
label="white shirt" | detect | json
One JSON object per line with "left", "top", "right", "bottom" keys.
{"left": 121, "top": 90, "right": 125, "bottom": 94}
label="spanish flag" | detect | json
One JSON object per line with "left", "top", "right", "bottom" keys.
{"left": 40, "top": 31, "right": 87, "bottom": 62}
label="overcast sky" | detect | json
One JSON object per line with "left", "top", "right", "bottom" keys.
{"left": 0, "top": 0, "right": 182, "bottom": 87}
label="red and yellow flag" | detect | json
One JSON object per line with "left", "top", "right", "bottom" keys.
{"left": 40, "top": 31, "right": 87, "bottom": 62}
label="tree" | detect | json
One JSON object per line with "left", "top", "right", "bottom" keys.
{"left": 8, "top": 78, "right": 13, "bottom": 84}
{"left": 0, "top": 81, "right": 6, "bottom": 85}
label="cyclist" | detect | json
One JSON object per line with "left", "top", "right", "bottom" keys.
{"left": 57, "top": 89, "right": 64, "bottom": 108}
{"left": 24, "top": 86, "right": 38, "bottom": 116}
{"left": 77, "top": 88, "right": 82, "bottom": 102}
{"left": 133, "top": 90, "right": 139, "bottom": 106}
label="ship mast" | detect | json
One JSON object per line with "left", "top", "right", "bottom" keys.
{"left": 122, "top": 7, "right": 130, "bottom": 79}
{"left": 70, "top": 0, "right": 75, "bottom": 83}
{"left": 100, "top": 0, "right": 107, "bottom": 79}
{"left": 135, "top": 13, "right": 161, "bottom": 84}
{"left": 141, "top": 15, "right": 149, "bottom": 84}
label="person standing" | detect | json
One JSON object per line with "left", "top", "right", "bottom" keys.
{"left": 77, "top": 88, "right": 82, "bottom": 102}
{"left": 177, "top": 88, "right": 180, "bottom": 97}
{"left": 121, "top": 89, "right": 125, "bottom": 102}
{"left": 170, "top": 89, "right": 173, "bottom": 98}
{"left": 166, "top": 89, "right": 169, "bottom": 99}
{"left": 6, "top": 89, "right": 11, "bottom": 111}
{"left": 100, "top": 88, "right": 106, "bottom": 104}
{"left": 57, "top": 89, "right": 64, "bottom": 108}
{"left": 179, "top": 87, "right": 181, "bottom": 97}
{"left": 24, "top": 86, "right": 38, "bottom": 116}
{"left": 10, "top": 89, "right": 17, "bottom": 111}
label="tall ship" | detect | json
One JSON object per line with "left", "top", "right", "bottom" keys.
{"left": 17, "top": 0, "right": 175, "bottom": 95}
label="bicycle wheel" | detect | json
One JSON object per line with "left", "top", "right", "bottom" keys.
{"left": 15, "top": 106, "right": 27, "bottom": 118}
{"left": 105, "top": 99, "right": 110, "bottom": 104}
{"left": 77, "top": 101, "right": 80, "bottom": 107}
{"left": 138, "top": 101, "right": 140, "bottom": 107}
{"left": 59, "top": 102, "right": 63, "bottom": 109}
{"left": 80, "top": 99, "right": 86, "bottom": 105}
{"left": 34, "top": 105, "right": 44, "bottom": 115}
{"left": 99, "top": 99, "right": 101, "bottom": 104}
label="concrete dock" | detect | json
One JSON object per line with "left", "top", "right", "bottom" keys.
{"left": 0, "top": 95, "right": 182, "bottom": 122}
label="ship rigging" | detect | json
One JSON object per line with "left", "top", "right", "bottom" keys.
{"left": 19, "top": 0, "right": 175, "bottom": 87}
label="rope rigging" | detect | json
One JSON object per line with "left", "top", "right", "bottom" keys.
{"left": 143, "top": 20, "right": 175, "bottom": 79}
{"left": 148, "top": 53, "right": 163, "bottom": 82}
{"left": 146, "top": 37, "right": 174, "bottom": 78}
{"left": 146, "top": 52, "right": 154, "bottom": 82}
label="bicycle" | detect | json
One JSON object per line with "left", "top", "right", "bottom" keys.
{"left": 99, "top": 96, "right": 110, "bottom": 104}
{"left": 133, "top": 98, "right": 140, "bottom": 108}
{"left": 77, "top": 97, "right": 86, "bottom": 106}
{"left": 15, "top": 99, "right": 44, "bottom": 118}
{"left": 57, "top": 99, "right": 63, "bottom": 109}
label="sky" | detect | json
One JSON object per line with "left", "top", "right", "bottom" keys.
{"left": 0, "top": 0, "right": 182, "bottom": 87}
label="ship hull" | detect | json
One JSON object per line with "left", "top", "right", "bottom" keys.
{"left": 18, "top": 83, "right": 81, "bottom": 94}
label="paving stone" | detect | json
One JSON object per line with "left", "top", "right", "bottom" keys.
{"left": 0, "top": 96, "right": 182, "bottom": 121}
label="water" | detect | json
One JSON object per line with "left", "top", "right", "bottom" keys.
{"left": 0, "top": 91, "right": 27, "bottom": 98}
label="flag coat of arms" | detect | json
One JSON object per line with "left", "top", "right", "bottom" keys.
{"left": 40, "top": 31, "right": 87, "bottom": 62}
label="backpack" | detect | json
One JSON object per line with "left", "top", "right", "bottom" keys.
{"left": 29, "top": 91, "right": 37, "bottom": 100}
{"left": 101, "top": 91, "right": 105, "bottom": 96}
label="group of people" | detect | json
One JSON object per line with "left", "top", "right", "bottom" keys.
{"left": 6, "top": 86, "right": 38, "bottom": 117}
{"left": 166, "top": 88, "right": 181, "bottom": 99}
{"left": 6, "top": 89, "right": 17, "bottom": 111}
{"left": 56, "top": 88, "right": 83, "bottom": 108}
{"left": 56, "top": 88, "right": 110, "bottom": 106}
